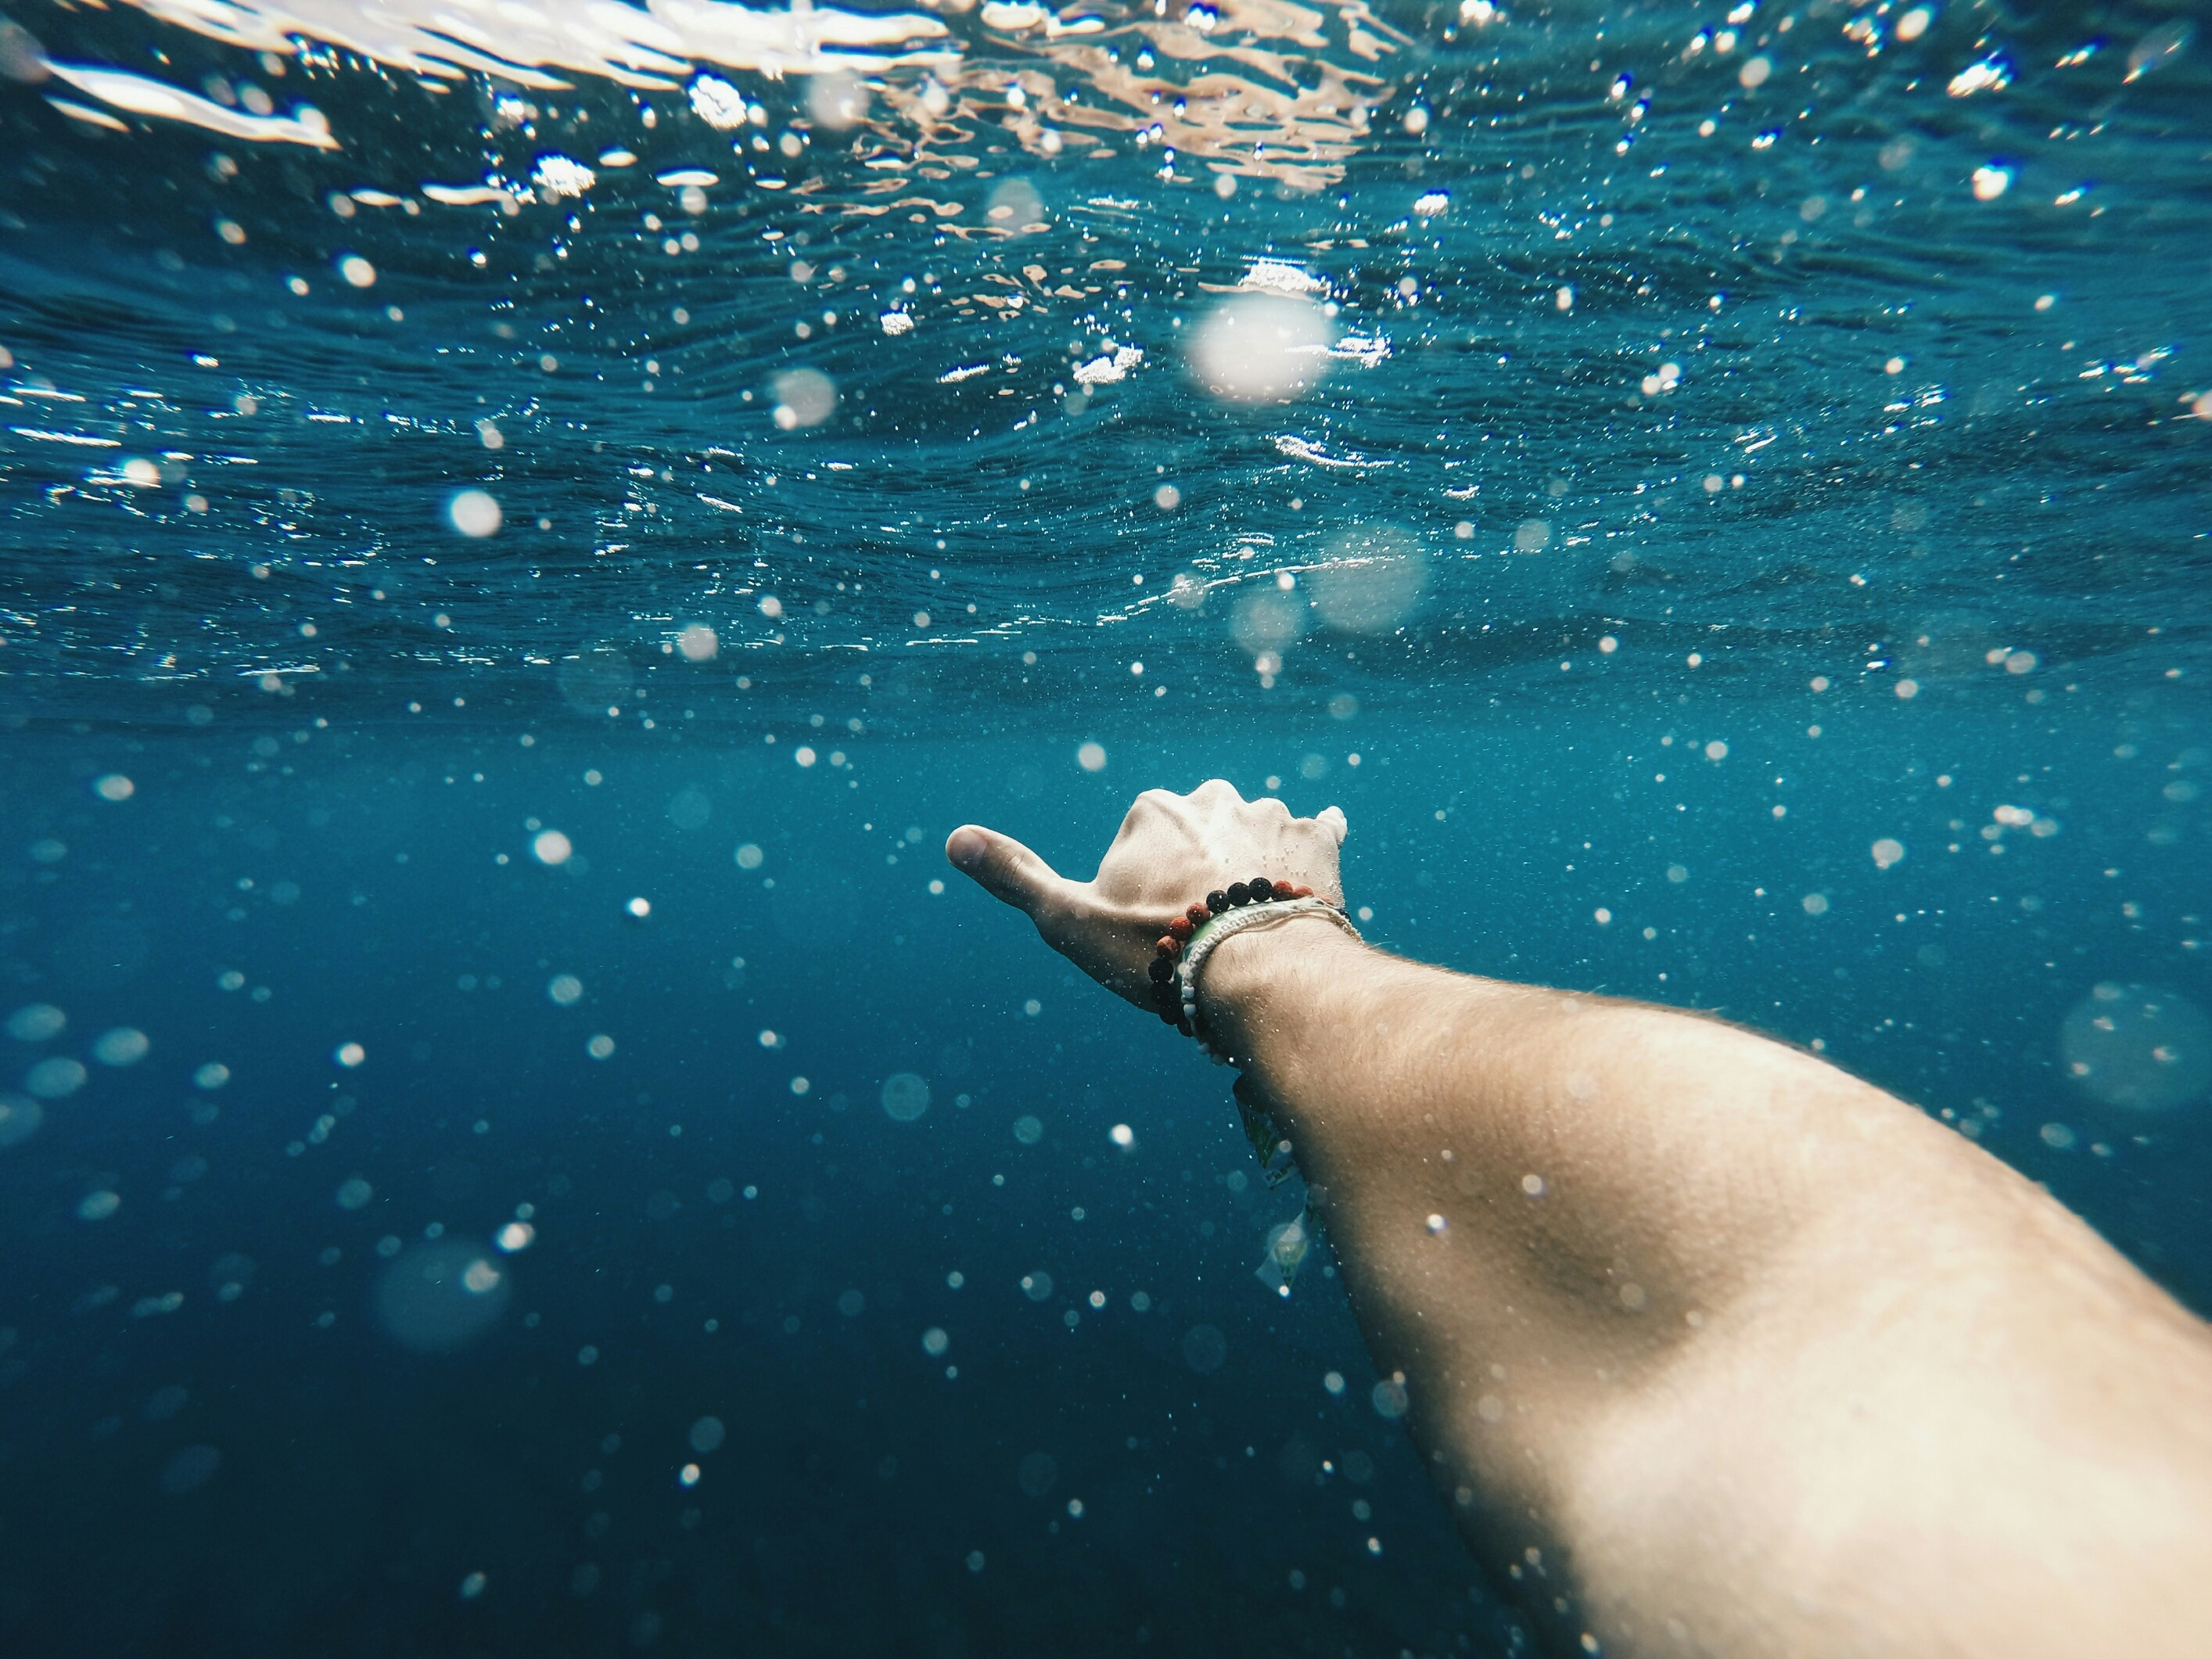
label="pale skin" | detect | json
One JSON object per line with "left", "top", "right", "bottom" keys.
{"left": 946, "top": 780, "right": 2212, "bottom": 1659}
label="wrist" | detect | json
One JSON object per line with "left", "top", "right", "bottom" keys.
{"left": 1199, "top": 910, "right": 1368, "bottom": 1052}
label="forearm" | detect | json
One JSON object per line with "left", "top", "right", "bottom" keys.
{"left": 945, "top": 788, "right": 2212, "bottom": 1655}
{"left": 1205, "top": 920, "right": 1872, "bottom": 1467}
{"left": 1202, "top": 919, "right": 2212, "bottom": 1654}
{"left": 1204, "top": 914, "right": 1936, "bottom": 1327}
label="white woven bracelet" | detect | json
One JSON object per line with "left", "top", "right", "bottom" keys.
{"left": 1176, "top": 898, "right": 1363, "bottom": 1061}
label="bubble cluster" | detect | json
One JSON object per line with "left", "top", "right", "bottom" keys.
{"left": 1188, "top": 294, "right": 1330, "bottom": 403}
{"left": 770, "top": 369, "right": 837, "bottom": 430}
{"left": 375, "top": 1241, "right": 511, "bottom": 1352}
{"left": 26, "top": 1057, "right": 86, "bottom": 1098}
{"left": 807, "top": 72, "right": 870, "bottom": 131}
{"left": 667, "top": 787, "right": 712, "bottom": 830}
{"left": 880, "top": 1072, "right": 930, "bottom": 1122}
{"left": 2061, "top": 984, "right": 2212, "bottom": 1111}
{"left": 0, "top": 1093, "right": 41, "bottom": 1147}
{"left": 1309, "top": 528, "right": 1427, "bottom": 635}
{"left": 1181, "top": 1324, "right": 1227, "bottom": 1374}
{"left": 92, "top": 1026, "right": 149, "bottom": 1065}
{"left": 448, "top": 490, "right": 501, "bottom": 537}
{"left": 5, "top": 1004, "right": 64, "bottom": 1043}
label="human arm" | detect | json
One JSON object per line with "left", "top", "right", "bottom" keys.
{"left": 947, "top": 781, "right": 2212, "bottom": 1658}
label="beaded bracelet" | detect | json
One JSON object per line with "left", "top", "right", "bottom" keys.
{"left": 1144, "top": 877, "right": 1363, "bottom": 1060}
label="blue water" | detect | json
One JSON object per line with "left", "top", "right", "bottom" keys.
{"left": 2, "top": 0, "right": 2210, "bottom": 1652}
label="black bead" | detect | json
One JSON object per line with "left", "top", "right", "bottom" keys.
{"left": 1148, "top": 956, "right": 1174, "bottom": 984}
{"left": 1206, "top": 890, "right": 1229, "bottom": 914}
{"left": 1226, "top": 881, "right": 1249, "bottom": 906}
{"left": 1248, "top": 874, "right": 1274, "bottom": 900}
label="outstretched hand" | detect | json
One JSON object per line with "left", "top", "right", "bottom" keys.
{"left": 944, "top": 779, "right": 1348, "bottom": 1009}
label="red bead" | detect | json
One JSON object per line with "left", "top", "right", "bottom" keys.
{"left": 1292, "top": 885, "right": 1313, "bottom": 898}
{"left": 1155, "top": 936, "right": 1182, "bottom": 959}
{"left": 1272, "top": 880, "right": 1297, "bottom": 899}
{"left": 1186, "top": 903, "right": 1211, "bottom": 928}
{"left": 1167, "top": 916, "right": 1194, "bottom": 941}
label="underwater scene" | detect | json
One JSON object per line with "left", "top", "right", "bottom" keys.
{"left": 1, "top": 0, "right": 2209, "bottom": 1651}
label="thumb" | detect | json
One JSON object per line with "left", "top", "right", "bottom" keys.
{"left": 946, "top": 824, "right": 1068, "bottom": 917}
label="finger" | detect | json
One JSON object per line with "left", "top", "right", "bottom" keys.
{"left": 1316, "top": 805, "right": 1348, "bottom": 845}
{"left": 945, "top": 824, "right": 1068, "bottom": 918}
